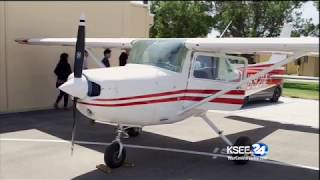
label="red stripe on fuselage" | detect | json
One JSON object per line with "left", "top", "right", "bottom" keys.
{"left": 93, "top": 89, "right": 245, "bottom": 101}
{"left": 247, "top": 69, "right": 285, "bottom": 74}
{"left": 248, "top": 64, "right": 274, "bottom": 68}
{"left": 79, "top": 96, "right": 244, "bottom": 107}
{"left": 180, "top": 96, "right": 244, "bottom": 104}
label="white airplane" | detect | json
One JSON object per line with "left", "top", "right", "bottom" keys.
{"left": 15, "top": 15, "right": 319, "bottom": 168}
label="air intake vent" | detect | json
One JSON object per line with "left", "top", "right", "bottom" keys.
{"left": 87, "top": 81, "right": 101, "bottom": 97}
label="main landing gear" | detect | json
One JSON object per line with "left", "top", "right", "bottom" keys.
{"left": 270, "top": 86, "right": 281, "bottom": 103}
{"left": 125, "top": 127, "right": 142, "bottom": 137}
{"left": 105, "top": 114, "right": 252, "bottom": 168}
{"left": 199, "top": 113, "right": 252, "bottom": 165}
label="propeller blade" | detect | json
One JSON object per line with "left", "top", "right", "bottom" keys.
{"left": 74, "top": 13, "right": 86, "bottom": 78}
{"left": 70, "top": 13, "right": 86, "bottom": 155}
{"left": 71, "top": 97, "right": 78, "bottom": 155}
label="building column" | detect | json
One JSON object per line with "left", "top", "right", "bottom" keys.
{"left": 0, "top": 2, "right": 8, "bottom": 112}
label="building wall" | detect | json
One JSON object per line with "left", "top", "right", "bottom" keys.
{"left": 0, "top": 1, "right": 153, "bottom": 113}
{"left": 285, "top": 62, "right": 297, "bottom": 75}
{"left": 254, "top": 53, "right": 271, "bottom": 63}
{"left": 299, "top": 56, "right": 320, "bottom": 77}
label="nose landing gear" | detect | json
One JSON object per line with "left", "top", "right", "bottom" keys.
{"left": 104, "top": 126, "right": 127, "bottom": 168}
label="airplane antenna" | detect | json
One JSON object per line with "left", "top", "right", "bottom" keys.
{"left": 219, "top": 20, "right": 232, "bottom": 38}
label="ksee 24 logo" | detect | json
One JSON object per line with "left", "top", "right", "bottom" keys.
{"left": 227, "top": 143, "right": 269, "bottom": 157}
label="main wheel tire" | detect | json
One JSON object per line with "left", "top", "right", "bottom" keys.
{"left": 104, "top": 142, "right": 126, "bottom": 168}
{"left": 232, "top": 136, "right": 252, "bottom": 165}
{"left": 270, "top": 87, "right": 281, "bottom": 103}
{"left": 126, "top": 127, "right": 141, "bottom": 137}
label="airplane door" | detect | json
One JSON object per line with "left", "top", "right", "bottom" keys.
{"left": 185, "top": 52, "right": 246, "bottom": 111}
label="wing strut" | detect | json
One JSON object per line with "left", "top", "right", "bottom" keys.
{"left": 178, "top": 52, "right": 309, "bottom": 116}
{"left": 85, "top": 47, "right": 105, "bottom": 68}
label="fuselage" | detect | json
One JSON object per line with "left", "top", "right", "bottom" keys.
{"left": 60, "top": 39, "right": 282, "bottom": 127}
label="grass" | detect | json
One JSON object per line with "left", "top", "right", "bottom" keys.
{"left": 282, "top": 80, "right": 319, "bottom": 100}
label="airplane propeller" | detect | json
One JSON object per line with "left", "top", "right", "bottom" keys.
{"left": 73, "top": 14, "right": 86, "bottom": 79}
{"left": 71, "top": 97, "right": 78, "bottom": 155}
{"left": 70, "top": 13, "right": 86, "bottom": 155}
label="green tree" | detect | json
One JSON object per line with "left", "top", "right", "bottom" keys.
{"left": 150, "top": 1, "right": 214, "bottom": 38}
{"left": 212, "top": 1, "right": 302, "bottom": 37}
{"left": 291, "top": 16, "right": 319, "bottom": 37}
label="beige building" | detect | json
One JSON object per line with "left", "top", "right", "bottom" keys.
{"left": 0, "top": 1, "right": 154, "bottom": 113}
{"left": 295, "top": 56, "right": 319, "bottom": 77}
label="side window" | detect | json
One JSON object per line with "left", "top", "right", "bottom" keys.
{"left": 193, "top": 55, "right": 219, "bottom": 80}
{"left": 193, "top": 54, "right": 241, "bottom": 82}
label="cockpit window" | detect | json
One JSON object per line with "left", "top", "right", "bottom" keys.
{"left": 128, "top": 40, "right": 187, "bottom": 72}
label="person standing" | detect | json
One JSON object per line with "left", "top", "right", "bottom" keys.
{"left": 101, "top": 48, "right": 111, "bottom": 67}
{"left": 119, "top": 50, "right": 128, "bottom": 66}
{"left": 54, "top": 53, "right": 72, "bottom": 110}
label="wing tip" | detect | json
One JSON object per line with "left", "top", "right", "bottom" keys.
{"left": 15, "top": 38, "right": 29, "bottom": 44}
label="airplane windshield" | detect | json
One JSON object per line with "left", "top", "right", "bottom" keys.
{"left": 128, "top": 40, "right": 187, "bottom": 72}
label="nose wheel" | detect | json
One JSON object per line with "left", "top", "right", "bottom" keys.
{"left": 104, "top": 141, "right": 126, "bottom": 168}
{"left": 104, "top": 126, "right": 127, "bottom": 168}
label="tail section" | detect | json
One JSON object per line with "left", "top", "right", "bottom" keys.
{"left": 279, "top": 23, "right": 292, "bottom": 37}
{"left": 268, "top": 23, "right": 292, "bottom": 63}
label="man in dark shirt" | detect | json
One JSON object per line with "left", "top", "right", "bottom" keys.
{"left": 101, "top": 48, "right": 111, "bottom": 67}
{"left": 54, "top": 53, "right": 72, "bottom": 109}
{"left": 119, "top": 50, "right": 128, "bottom": 66}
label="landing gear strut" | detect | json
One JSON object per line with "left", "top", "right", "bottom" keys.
{"left": 104, "top": 126, "right": 127, "bottom": 168}
{"left": 199, "top": 113, "right": 252, "bottom": 165}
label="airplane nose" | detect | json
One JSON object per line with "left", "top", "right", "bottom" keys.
{"left": 59, "top": 77, "right": 88, "bottom": 99}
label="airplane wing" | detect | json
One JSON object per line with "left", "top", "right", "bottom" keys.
{"left": 15, "top": 38, "right": 136, "bottom": 49}
{"left": 185, "top": 37, "right": 319, "bottom": 55}
{"left": 16, "top": 37, "right": 318, "bottom": 55}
